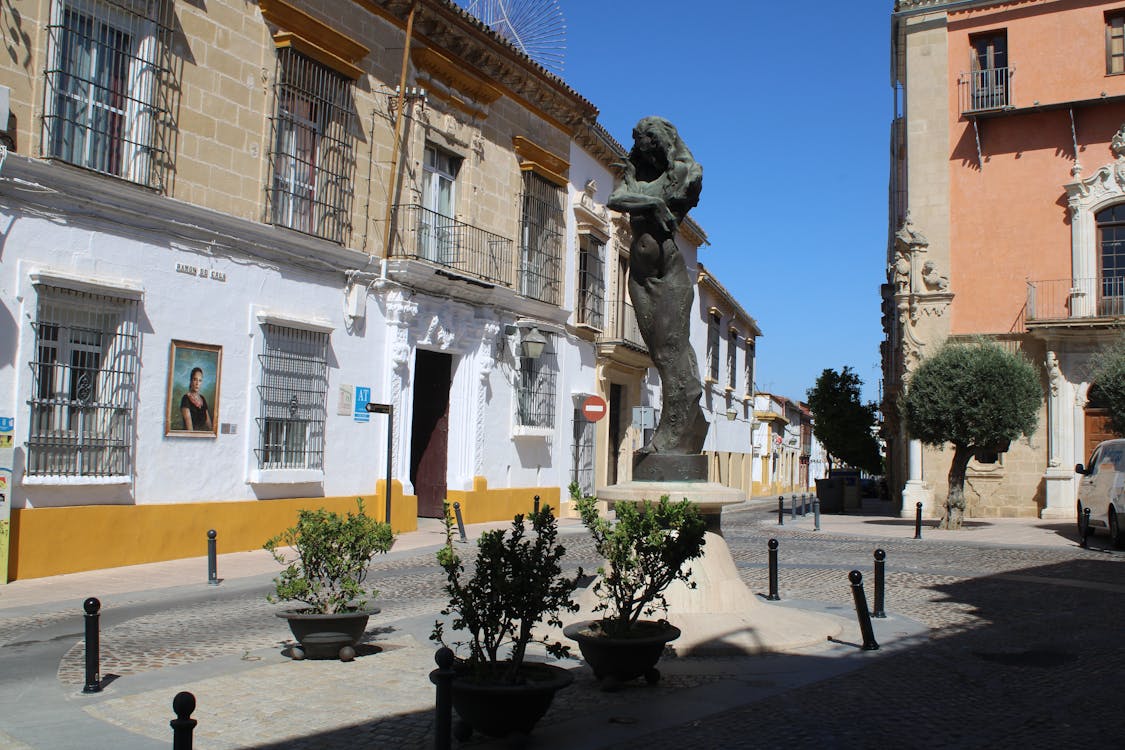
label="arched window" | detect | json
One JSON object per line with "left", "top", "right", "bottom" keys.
{"left": 1096, "top": 204, "right": 1125, "bottom": 315}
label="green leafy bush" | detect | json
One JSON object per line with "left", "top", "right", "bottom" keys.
{"left": 264, "top": 499, "right": 395, "bottom": 614}
{"left": 573, "top": 483, "right": 706, "bottom": 637}
{"left": 432, "top": 503, "right": 581, "bottom": 683}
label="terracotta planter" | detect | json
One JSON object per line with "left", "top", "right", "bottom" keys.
{"left": 276, "top": 607, "right": 379, "bottom": 660}
{"left": 431, "top": 661, "right": 573, "bottom": 740}
{"left": 564, "top": 619, "right": 681, "bottom": 687}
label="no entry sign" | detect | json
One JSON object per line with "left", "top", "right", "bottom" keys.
{"left": 582, "top": 395, "right": 608, "bottom": 422}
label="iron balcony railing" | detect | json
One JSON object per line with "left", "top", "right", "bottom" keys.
{"left": 390, "top": 204, "right": 514, "bottom": 287}
{"left": 599, "top": 301, "right": 647, "bottom": 350}
{"left": 1026, "top": 276, "right": 1125, "bottom": 322}
{"left": 958, "top": 66, "right": 1014, "bottom": 113}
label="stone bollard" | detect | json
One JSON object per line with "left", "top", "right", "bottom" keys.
{"left": 767, "top": 539, "right": 780, "bottom": 601}
{"left": 430, "top": 647, "right": 455, "bottom": 750}
{"left": 873, "top": 549, "right": 887, "bottom": 619}
{"left": 848, "top": 571, "right": 879, "bottom": 651}
{"left": 83, "top": 597, "right": 101, "bottom": 694}
{"left": 207, "top": 529, "right": 219, "bottom": 586}
{"left": 171, "top": 691, "right": 197, "bottom": 750}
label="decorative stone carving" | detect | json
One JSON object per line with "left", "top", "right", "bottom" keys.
{"left": 921, "top": 260, "right": 949, "bottom": 292}
{"left": 1112, "top": 122, "right": 1125, "bottom": 160}
{"left": 1046, "top": 351, "right": 1062, "bottom": 397}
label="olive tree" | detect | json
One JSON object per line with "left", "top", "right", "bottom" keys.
{"left": 1088, "top": 338, "right": 1125, "bottom": 436}
{"left": 806, "top": 366, "right": 882, "bottom": 476}
{"left": 902, "top": 341, "right": 1040, "bottom": 529}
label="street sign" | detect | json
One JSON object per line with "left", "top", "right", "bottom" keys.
{"left": 582, "top": 395, "right": 608, "bottom": 422}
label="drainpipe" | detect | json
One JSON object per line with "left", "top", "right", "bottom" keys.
{"left": 380, "top": 1, "right": 420, "bottom": 261}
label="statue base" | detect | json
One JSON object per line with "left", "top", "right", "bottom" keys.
{"left": 633, "top": 451, "right": 709, "bottom": 482}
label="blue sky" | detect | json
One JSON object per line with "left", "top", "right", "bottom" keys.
{"left": 536, "top": 1, "right": 892, "bottom": 405}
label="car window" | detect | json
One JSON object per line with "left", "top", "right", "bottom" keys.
{"left": 1089, "top": 447, "right": 1103, "bottom": 475}
{"left": 1110, "top": 445, "right": 1125, "bottom": 472}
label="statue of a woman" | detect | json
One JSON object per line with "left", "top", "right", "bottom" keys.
{"left": 608, "top": 117, "right": 708, "bottom": 456}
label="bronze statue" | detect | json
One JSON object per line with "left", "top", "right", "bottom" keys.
{"left": 608, "top": 117, "right": 708, "bottom": 461}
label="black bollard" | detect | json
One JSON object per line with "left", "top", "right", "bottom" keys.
{"left": 452, "top": 501, "right": 468, "bottom": 543}
{"left": 790, "top": 495, "right": 797, "bottom": 520}
{"left": 873, "top": 549, "right": 887, "bottom": 619}
{"left": 914, "top": 502, "right": 923, "bottom": 540}
{"left": 813, "top": 497, "right": 821, "bottom": 531}
{"left": 1081, "top": 507, "right": 1091, "bottom": 548}
{"left": 533, "top": 494, "right": 540, "bottom": 514}
{"left": 777, "top": 496, "right": 784, "bottom": 526}
{"left": 207, "top": 529, "right": 219, "bottom": 586}
{"left": 82, "top": 597, "right": 101, "bottom": 694}
{"left": 848, "top": 571, "right": 880, "bottom": 650}
{"left": 430, "top": 647, "right": 455, "bottom": 750}
{"left": 171, "top": 691, "right": 197, "bottom": 750}
{"left": 767, "top": 539, "right": 780, "bottom": 601}
{"left": 801, "top": 493, "right": 808, "bottom": 516}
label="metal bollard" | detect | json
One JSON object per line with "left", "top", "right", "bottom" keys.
{"left": 801, "top": 493, "right": 808, "bottom": 516}
{"left": 430, "top": 647, "right": 455, "bottom": 750}
{"left": 533, "top": 494, "right": 540, "bottom": 515}
{"left": 873, "top": 549, "right": 886, "bottom": 619}
{"left": 207, "top": 529, "right": 219, "bottom": 586}
{"left": 452, "top": 502, "right": 468, "bottom": 543}
{"left": 171, "top": 691, "right": 197, "bottom": 750}
{"left": 83, "top": 597, "right": 101, "bottom": 693}
{"left": 1081, "top": 507, "right": 1091, "bottom": 548}
{"left": 813, "top": 498, "right": 821, "bottom": 531}
{"left": 914, "top": 502, "right": 923, "bottom": 540}
{"left": 767, "top": 539, "right": 780, "bottom": 601}
{"left": 848, "top": 571, "right": 880, "bottom": 650}
{"left": 777, "top": 496, "right": 784, "bottom": 526}
{"left": 790, "top": 495, "right": 797, "bottom": 520}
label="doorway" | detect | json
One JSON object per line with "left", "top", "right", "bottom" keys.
{"left": 607, "top": 383, "right": 625, "bottom": 486}
{"left": 411, "top": 350, "right": 452, "bottom": 518}
{"left": 1085, "top": 383, "right": 1120, "bottom": 463}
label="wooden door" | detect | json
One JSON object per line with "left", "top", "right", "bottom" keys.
{"left": 411, "top": 350, "right": 452, "bottom": 518}
{"left": 1085, "top": 408, "right": 1117, "bottom": 464}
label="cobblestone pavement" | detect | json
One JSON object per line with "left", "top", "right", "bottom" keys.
{"left": 3, "top": 506, "right": 1123, "bottom": 749}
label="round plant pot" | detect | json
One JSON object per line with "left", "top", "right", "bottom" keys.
{"left": 431, "top": 661, "right": 573, "bottom": 740}
{"left": 563, "top": 619, "right": 681, "bottom": 686}
{"left": 276, "top": 608, "right": 379, "bottom": 660}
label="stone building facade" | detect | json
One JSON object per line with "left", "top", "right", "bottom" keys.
{"left": 885, "top": 0, "right": 1125, "bottom": 519}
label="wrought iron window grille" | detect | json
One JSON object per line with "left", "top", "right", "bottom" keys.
{"left": 255, "top": 324, "right": 329, "bottom": 470}
{"left": 519, "top": 172, "right": 564, "bottom": 305}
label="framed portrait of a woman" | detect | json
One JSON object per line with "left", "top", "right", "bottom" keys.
{"left": 165, "top": 341, "right": 222, "bottom": 437}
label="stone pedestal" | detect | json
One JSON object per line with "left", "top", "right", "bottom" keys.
{"left": 1041, "top": 467, "right": 1077, "bottom": 519}
{"left": 583, "top": 479, "right": 847, "bottom": 655}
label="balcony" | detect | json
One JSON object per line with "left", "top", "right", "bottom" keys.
{"left": 959, "top": 67, "right": 1014, "bottom": 114}
{"left": 1026, "top": 277, "right": 1125, "bottom": 324}
{"left": 390, "top": 204, "right": 513, "bottom": 287}
{"left": 596, "top": 301, "right": 649, "bottom": 367}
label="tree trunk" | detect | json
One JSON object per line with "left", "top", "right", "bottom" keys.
{"left": 942, "top": 444, "right": 973, "bottom": 530}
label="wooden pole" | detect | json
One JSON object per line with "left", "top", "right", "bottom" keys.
{"left": 381, "top": 1, "right": 420, "bottom": 260}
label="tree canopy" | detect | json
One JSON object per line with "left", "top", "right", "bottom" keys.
{"left": 902, "top": 340, "right": 1040, "bottom": 528}
{"left": 806, "top": 366, "right": 882, "bottom": 475}
{"left": 1088, "top": 338, "right": 1125, "bottom": 436}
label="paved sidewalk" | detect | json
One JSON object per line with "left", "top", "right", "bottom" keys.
{"left": 0, "top": 497, "right": 1118, "bottom": 749}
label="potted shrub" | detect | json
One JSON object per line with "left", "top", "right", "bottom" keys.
{"left": 430, "top": 503, "right": 581, "bottom": 741}
{"left": 264, "top": 498, "right": 395, "bottom": 661}
{"left": 563, "top": 484, "right": 706, "bottom": 688}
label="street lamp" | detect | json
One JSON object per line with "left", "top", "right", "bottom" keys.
{"left": 365, "top": 402, "right": 394, "bottom": 526}
{"left": 520, "top": 327, "right": 547, "bottom": 360}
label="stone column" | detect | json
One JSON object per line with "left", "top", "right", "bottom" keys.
{"left": 901, "top": 438, "right": 934, "bottom": 518}
{"left": 1042, "top": 351, "right": 1074, "bottom": 518}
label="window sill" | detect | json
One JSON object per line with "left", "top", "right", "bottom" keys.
{"left": 513, "top": 425, "right": 553, "bottom": 438}
{"left": 22, "top": 474, "right": 131, "bottom": 486}
{"left": 249, "top": 468, "right": 324, "bottom": 485}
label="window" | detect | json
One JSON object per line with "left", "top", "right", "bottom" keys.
{"left": 727, "top": 328, "right": 738, "bottom": 391}
{"left": 419, "top": 145, "right": 460, "bottom": 264}
{"left": 968, "top": 31, "right": 1009, "bottom": 110}
{"left": 745, "top": 339, "right": 755, "bottom": 398}
{"left": 571, "top": 405, "right": 595, "bottom": 496}
{"left": 27, "top": 286, "right": 140, "bottom": 477}
{"left": 1097, "top": 204, "right": 1125, "bottom": 315}
{"left": 519, "top": 172, "right": 564, "bottom": 305}
{"left": 256, "top": 324, "right": 329, "bottom": 470}
{"left": 706, "top": 310, "right": 720, "bottom": 382}
{"left": 43, "top": 0, "right": 173, "bottom": 188}
{"left": 577, "top": 234, "right": 605, "bottom": 329}
{"left": 268, "top": 47, "right": 356, "bottom": 245}
{"left": 516, "top": 333, "right": 557, "bottom": 429}
{"left": 1109, "top": 13, "right": 1125, "bottom": 75}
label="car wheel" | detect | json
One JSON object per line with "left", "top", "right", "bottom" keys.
{"left": 1110, "top": 509, "right": 1125, "bottom": 549}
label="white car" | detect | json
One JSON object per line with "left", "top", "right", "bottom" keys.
{"left": 1075, "top": 438, "right": 1125, "bottom": 547}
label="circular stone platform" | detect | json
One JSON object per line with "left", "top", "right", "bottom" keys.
{"left": 575, "top": 481, "right": 847, "bottom": 656}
